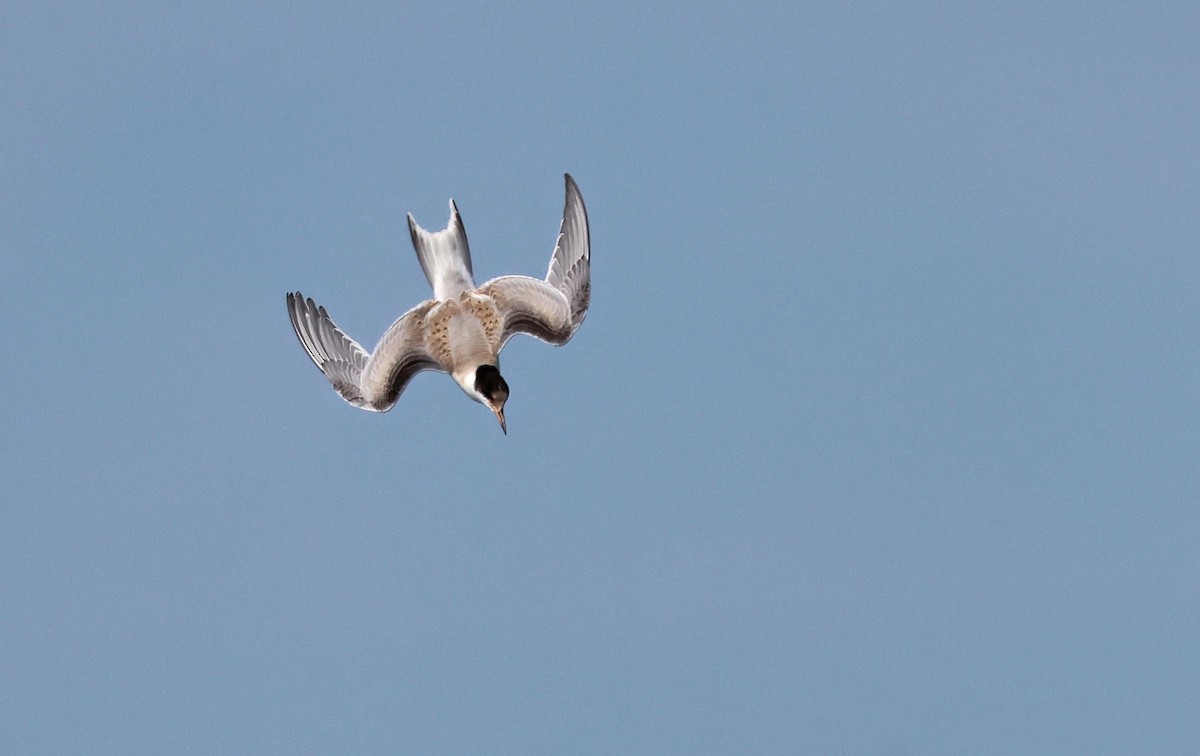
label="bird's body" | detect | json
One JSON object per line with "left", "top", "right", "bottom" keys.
{"left": 287, "top": 174, "right": 590, "bottom": 433}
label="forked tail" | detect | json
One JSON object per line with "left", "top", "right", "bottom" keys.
{"left": 407, "top": 200, "right": 476, "bottom": 301}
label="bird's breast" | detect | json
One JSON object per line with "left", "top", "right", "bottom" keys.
{"left": 424, "top": 295, "right": 499, "bottom": 371}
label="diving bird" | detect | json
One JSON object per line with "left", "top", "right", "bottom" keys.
{"left": 286, "top": 173, "right": 590, "bottom": 434}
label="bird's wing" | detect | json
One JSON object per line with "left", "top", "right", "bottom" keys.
{"left": 358, "top": 300, "right": 443, "bottom": 411}
{"left": 544, "top": 173, "right": 591, "bottom": 329}
{"left": 480, "top": 275, "right": 575, "bottom": 347}
{"left": 407, "top": 200, "right": 475, "bottom": 301}
{"left": 478, "top": 174, "right": 591, "bottom": 349}
{"left": 287, "top": 292, "right": 374, "bottom": 409}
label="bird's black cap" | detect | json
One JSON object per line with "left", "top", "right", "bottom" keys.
{"left": 474, "top": 365, "right": 509, "bottom": 402}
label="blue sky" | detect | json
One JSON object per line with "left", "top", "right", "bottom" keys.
{"left": 2, "top": 2, "right": 1198, "bottom": 753}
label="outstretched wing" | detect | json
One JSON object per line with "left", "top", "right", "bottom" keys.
{"left": 287, "top": 293, "right": 440, "bottom": 412}
{"left": 545, "top": 173, "right": 590, "bottom": 328}
{"left": 358, "top": 300, "right": 443, "bottom": 411}
{"left": 407, "top": 200, "right": 475, "bottom": 301}
{"left": 480, "top": 174, "right": 591, "bottom": 349}
{"left": 287, "top": 292, "right": 374, "bottom": 409}
{"left": 480, "top": 275, "right": 574, "bottom": 347}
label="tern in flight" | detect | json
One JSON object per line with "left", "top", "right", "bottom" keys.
{"left": 286, "top": 174, "right": 590, "bottom": 434}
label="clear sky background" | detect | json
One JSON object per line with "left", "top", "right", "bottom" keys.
{"left": 2, "top": 2, "right": 1197, "bottom": 753}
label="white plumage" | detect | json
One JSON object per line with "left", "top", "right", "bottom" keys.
{"left": 287, "top": 174, "right": 590, "bottom": 433}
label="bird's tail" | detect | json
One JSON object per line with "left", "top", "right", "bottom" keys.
{"left": 407, "top": 200, "right": 476, "bottom": 301}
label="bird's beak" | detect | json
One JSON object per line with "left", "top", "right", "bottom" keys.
{"left": 493, "top": 407, "right": 507, "bottom": 435}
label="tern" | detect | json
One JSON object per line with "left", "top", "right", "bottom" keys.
{"left": 286, "top": 173, "right": 590, "bottom": 434}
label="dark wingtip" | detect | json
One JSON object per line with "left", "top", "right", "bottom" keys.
{"left": 563, "top": 173, "right": 584, "bottom": 213}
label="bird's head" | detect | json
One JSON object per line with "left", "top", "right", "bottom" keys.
{"left": 474, "top": 365, "right": 509, "bottom": 434}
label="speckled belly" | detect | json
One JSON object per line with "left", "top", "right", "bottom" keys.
{"left": 424, "top": 294, "right": 501, "bottom": 370}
